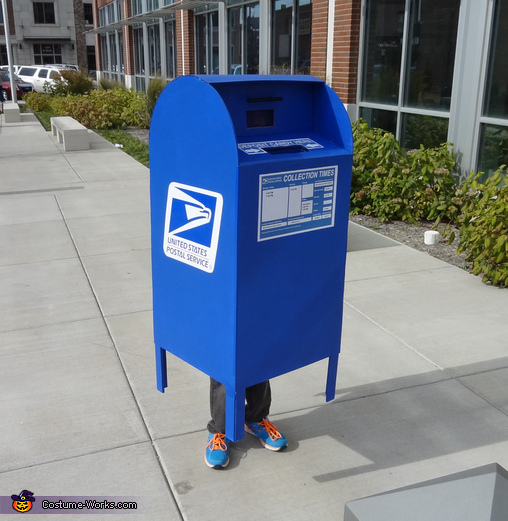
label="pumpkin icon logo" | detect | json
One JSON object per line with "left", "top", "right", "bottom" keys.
{"left": 11, "top": 490, "right": 35, "bottom": 512}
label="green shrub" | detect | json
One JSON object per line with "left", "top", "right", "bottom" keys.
{"left": 45, "top": 69, "right": 94, "bottom": 96}
{"left": 351, "top": 119, "right": 457, "bottom": 223}
{"left": 99, "top": 77, "right": 127, "bottom": 90}
{"left": 49, "top": 95, "right": 68, "bottom": 116}
{"left": 43, "top": 88, "right": 149, "bottom": 130}
{"left": 24, "top": 91, "right": 52, "bottom": 112}
{"left": 455, "top": 168, "right": 508, "bottom": 287}
{"left": 146, "top": 77, "right": 169, "bottom": 118}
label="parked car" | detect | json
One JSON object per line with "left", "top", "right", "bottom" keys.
{"left": 46, "top": 63, "right": 81, "bottom": 72}
{"left": 0, "top": 71, "right": 34, "bottom": 101}
{"left": 17, "top": 65, "right": 63, "bottom": 93}
{"left": 0, "top": 64, "right": 21, "bottom": 74}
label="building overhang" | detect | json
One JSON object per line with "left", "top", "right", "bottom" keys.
{"left": 89, "top": 0, "right": 223, "bottom": 34}
{"left": 23, "top": 37, "right": 72, "bottom": 41}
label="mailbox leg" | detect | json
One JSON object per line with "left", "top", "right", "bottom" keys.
{"left": 225, "top": 386, "right": 246, "bottom": 442}
{"left": 325, "top": 354, "right": 339, "bottom": 402}
{"left": 156, "top": 346, "right": 168, "bottom": 393}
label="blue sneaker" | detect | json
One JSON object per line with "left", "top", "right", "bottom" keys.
{"left": 245, "top": 418, "right": 288, "bottom": 451}
{"left": 204, "top": 433, "right": 230, "bottom": 468}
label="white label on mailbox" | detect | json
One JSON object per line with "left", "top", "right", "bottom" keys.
{"left": 163, "top": 182, "right": 223, "bottom": 273}
{"left": 258, "top": 166, "right": 338, "bottom": 241}
{"left": 238, "top": 138, "right": 324, "bottom": 155}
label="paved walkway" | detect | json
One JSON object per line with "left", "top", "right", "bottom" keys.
{"left": 1, "top": 112, "right": 508, "bottom": 520}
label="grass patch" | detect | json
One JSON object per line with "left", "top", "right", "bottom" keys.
{"left": 29, "top": 109, "right": 150, "bottom": 167}
{"left": 33, "top": 109, "right": 58, "bottom": 131}
{"left": 97, "top": 129, "right": 149, "bottom": 167}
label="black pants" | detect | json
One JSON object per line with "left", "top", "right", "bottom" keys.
{"left": 207, "top": 378, "right": 271, "bottom": 434}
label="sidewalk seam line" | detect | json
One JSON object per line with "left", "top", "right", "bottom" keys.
{"left": 54, "top": 194, "right": 185, "bottom": 521}
{"left": 344, "top": 300, "right": 445, "bottom": 370}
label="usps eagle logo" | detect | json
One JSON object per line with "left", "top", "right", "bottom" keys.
{"left": 163, "top": 182, "right": 223, "bottom": 273}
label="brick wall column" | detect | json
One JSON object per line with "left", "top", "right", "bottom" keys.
{"left": 331, "top": 0, "right": 361, "bottom": 104}
{"left": 176, "top": 9, "right": 194, "bottom": 76}
{"left": 310, "top": 0, "right": 328, "bottom": 81}
{"left": 177, "top": 9, "right": 195, "bottom": 76}
{"left": 122, "top": 0, "right": 134, "bottom": 77}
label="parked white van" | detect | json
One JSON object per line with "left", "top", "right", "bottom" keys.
{"left": 17, "top": 65, "right": 63, "bottom": 93}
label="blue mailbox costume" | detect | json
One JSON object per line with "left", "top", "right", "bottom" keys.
{"left": 150, "top": 75, "right": 353, "bottom": 442}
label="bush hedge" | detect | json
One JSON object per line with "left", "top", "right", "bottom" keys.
{"left": 351, "top": 119, "right": 508, "bottom": 287}
{"left": 44, "top": 69, "right": 94, "bottom": 96}
{"left": 351, "top": 119, "right": 457, "bottom": 224}
{"left": 455, "top": 168, "right": 508, "bottom": 287}
{"left": 25, "top": 88, "right": 149, "bottom": 130}
{"left": 24, "top": 94, "right": 507, "bottom": 287}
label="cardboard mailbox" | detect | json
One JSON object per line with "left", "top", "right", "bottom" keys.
{"left": 150, "top": 75, "right": 353, "bottom": 441}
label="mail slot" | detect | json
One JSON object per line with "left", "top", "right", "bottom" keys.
{"left": 150, "top": 75, "right": 353, "bottom": 441}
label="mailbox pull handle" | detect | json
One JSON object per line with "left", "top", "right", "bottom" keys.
{"left": 262, "top": 145, "right": 308, "bottom": 154}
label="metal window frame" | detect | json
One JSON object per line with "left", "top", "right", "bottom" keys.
{"left": 358, "top": 0, "right": 508, "bottom": 176}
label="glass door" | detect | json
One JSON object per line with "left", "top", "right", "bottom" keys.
{"left": 228, "top": 2, "right": 259, "bottom": 74}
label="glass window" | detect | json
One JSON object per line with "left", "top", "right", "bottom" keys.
{"left": 196, "top": 11, "right": 219, "bottom": 74}
{"left": 296, "top": 0, "right": 312, "bottom": 74}
{"left": 271, "top": 0, "right": 312, "bottom": 74}
{"left": 196, "top": 14, "right": 207, "bottom": 74}
{"left": 359, "top": 107, "right": 397, "bottom": 135}
{"left": 18, "top": 67, "right": 37, "bottom": 77}
{"left": 165, "top": 18, "right": 176, "bottom": 78}
{"left": 272, "top": 0, "right": 293, "bottom": 73}
{"left": 483, "top": 0, "right": 508, "bottom": 119}
{"left": 109, "top": 33, "right": 118, "bottom": 72}
{"left": 118, "top": 31, "right": 124, "bottom": 75}
{"left": 228, "top": 2, "right": 259, "bottom": 74}
{"left": 147, "top": 22, "right": 161, "bottom": 76}
{"left": 404, "top": 0, "right": 459, "bottom": 111}
{"left": 99, "top": 6, "right": 106, "bottom": 26}
{"left": 133, "top": 25, "right": 144, "bottom": 76}
{"left": 100, "top": 35, "right": 109, "bottom": 70}
{"left": 401, "top": 113, "right": 449, "bottom": 149}
{"left": 478, "top": 124, "right": 508, "bottom": 176}
{"left": 83, "top": 4, "right": 93, "bottom": 25}
{"left": 210, "top": 12, "right": 219, "bottom": 74}
{"left": 87, "top": 45, "right": 96, "bottom": 71}
{"left": 245, "top": 3, "right": 259, "bottom": 74}
{"left": 33, "top": 43, "right": 62, "bottom": 64}
{"left": 37, "top": 69, "right": 48, "bottom": 78}
{"left": 107, "top": 3, "right": 114, "bottom": 23}
{"left": 478, "top": 0, "right": 508, "bottom": 175}
{"left": 362, "top": 0, "right": 404, "bottom": 105}
{"left": 0, "top": 1, "right": 4, "bottom": 24}
{"left": 132, "top": 0, "right": 143, "bottom": 16}
{"left": 229, "top": 7, "right": 243, "bottom": 73}
{"left": 33, "top": 2, "right": 56, "bottom": 24}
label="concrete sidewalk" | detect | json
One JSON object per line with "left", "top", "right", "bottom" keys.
{"left": 1, "top": 112, "right": 507, "bottom": 520}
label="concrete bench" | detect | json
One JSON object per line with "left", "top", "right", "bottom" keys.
{"left": 3, "top": 102, "right": 21, "bottom": 123}
{"left": 50, "top": 116, "right": 89, "bottom": 151}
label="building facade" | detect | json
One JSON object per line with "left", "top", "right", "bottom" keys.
{"left": 91, "top": 0, "right": 508, "bottom": 178}
{"left": 0, "top": 0, "right": 96, "bottom": 72}
{"left": 2, "top": 0, "right": 505, "bottom": 178}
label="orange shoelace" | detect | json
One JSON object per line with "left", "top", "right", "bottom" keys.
{"left": 257, "top": 419, "right": 282, "bottom": 441}
{"left": 206, "top": 433, "right": 228, "bottom": 452}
